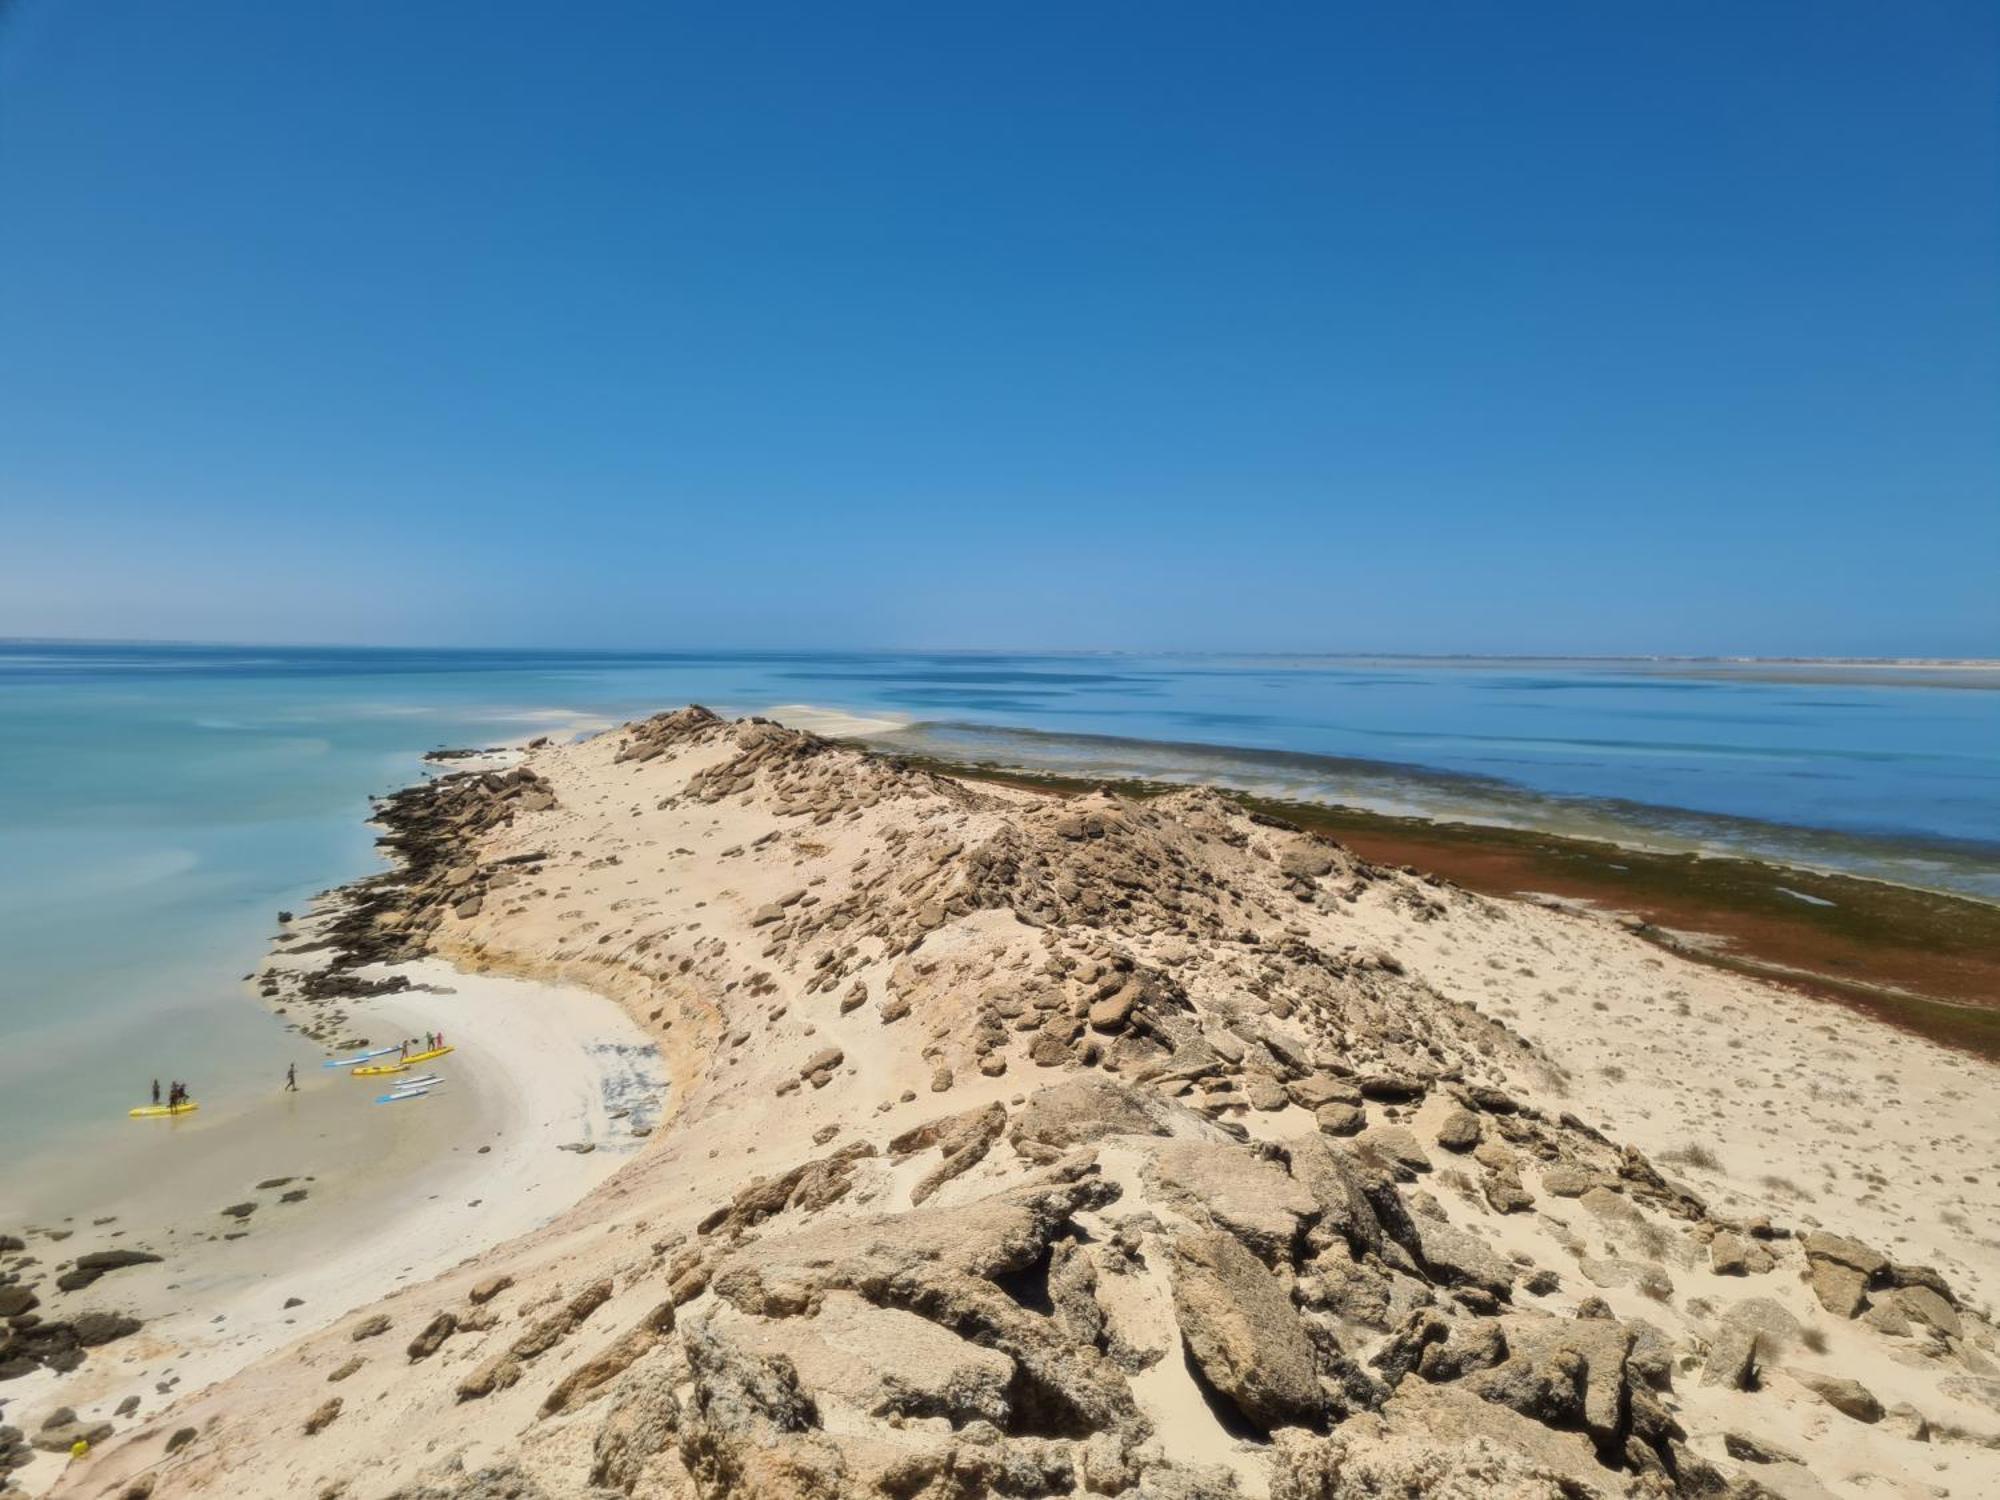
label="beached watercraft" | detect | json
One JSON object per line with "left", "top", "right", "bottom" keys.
{"left": 374, "top": 1086, "right": 435, "bottom": 1104}
{"left": 352, "top": 1044, "right": 452, "bottom": 1077}
{"left": 323, "top": 1045, "right": 399, "bottom": 1068}
{"left": 129, "top": 1101, "right": 198, "bottom": 1118}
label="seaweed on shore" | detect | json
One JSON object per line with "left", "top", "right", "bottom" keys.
{"left": 896, "top": 756, "right": 2000, "bottom": 1061}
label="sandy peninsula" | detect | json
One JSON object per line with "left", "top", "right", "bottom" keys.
{"left": 8, "top": 705, "right": 1997, "bottom": 1500}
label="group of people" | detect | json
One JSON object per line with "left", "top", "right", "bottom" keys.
{"left": 150, "top": 1078, "right": 190, "bottom": 1108}
{"left": 398, "top": 1030, "right": 446, "bottom": 1058}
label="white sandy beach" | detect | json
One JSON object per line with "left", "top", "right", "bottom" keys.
{"left": 1, "top": 959, "right": 663, "bottom": 1497}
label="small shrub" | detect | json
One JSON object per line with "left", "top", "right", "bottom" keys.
{"left": 1632, "top": 1220, "right": 1674, "bottom": 1260}
{"left": 1760, "top": 1174, "right": 1814, "bottom": 1201}
{"left": 1663, "top": 1142, "right": 1722, "bottom": 1171}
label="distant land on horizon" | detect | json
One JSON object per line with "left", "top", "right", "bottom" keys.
{"left": 3, "top": 637, "right": 1996, "bottom": 668}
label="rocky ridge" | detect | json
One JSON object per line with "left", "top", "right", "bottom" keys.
{"left": 43, "top": 706, "right": 2000, "bottom": 1500}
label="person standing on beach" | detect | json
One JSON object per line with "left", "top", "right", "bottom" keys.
{"left": 285, "top": 1063, "right": 297, "bottom": 1092}
{"left": 151, "top": 1079, "right": 160, "bottom": 1106}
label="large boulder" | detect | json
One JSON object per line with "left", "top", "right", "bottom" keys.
{"left": 1355, "top": 1127, "right": 1431, "bottom": 1180}
{"left": 53, "top": 1248, "right": 162, "bottom": 1294}
{"left": 1802, "top": 1232, "right": 1888, "bottom": 1318}
{"left": 1793, "top": 1371, "right": 1884, "bottom": 1424}
{"left": 1141, "top": 1139, "right": 1317, "bottom": 1265}
{"left": 71, "top": 1249, "right": 162, "bottom": 1273}
{"left": 1709, "top": 1231, "right": 1773, "bottom": 1276}
{"left": 1805, "top": 1261, "right": 1870, "bottom": 1319}
{"left": 1168, "top": 1230, "right": 1323, "bottom": 1432}
{"left": 591, "top": 1351, "right": 684, "bottom": 1492}
{"left": 1008, "top": 1078, "right": 1181, "bottom": 1159}
{"left": 677, "top": 1316, "right": 843, "bottom": 1496}
{"left": 1467, "top": 1315, "right": 1633, "bottom": 1449}
{"left": 1434, "top": 1110, "right": 1482, "bottom": 1154}
{"left": 1286, "top": 1139, "right": 1387, "bottom": 1261}
{"left": 1301, "top": 1380, "right": 1611, "bottom": 1498}
{"left": 718, "top": 1292, "right": 1015, "bottom": 1426}
{"left": 708, "top": 1178, "right": 1143, "bottom": 1444}
{"left": 72, "top": 1312, "right": 142, "bottom": 1347}
{"left": 1407, "top": 1216, "right": 1514, "bottom": 1300}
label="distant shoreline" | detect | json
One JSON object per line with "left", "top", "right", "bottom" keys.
{"left": 5, "top": 636, "right": 1998, "bottom": 669}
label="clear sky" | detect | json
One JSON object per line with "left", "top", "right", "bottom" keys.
{"left": 1, "top": 2, "right": 1993, "bottom": 655}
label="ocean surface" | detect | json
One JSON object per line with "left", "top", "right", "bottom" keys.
{"left": 3, "top": 642, "right": 1996, "bottom": 1168}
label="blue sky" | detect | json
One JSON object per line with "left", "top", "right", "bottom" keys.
{"left": 1, "top": 2, "right": 1993, "bottom": 654}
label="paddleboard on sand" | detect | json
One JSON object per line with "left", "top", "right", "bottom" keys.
{"left": 129, "top": 1102, "right": 198, "bottom": 1118}
{"left": 375, "top": 1086, "right": 436, "bottom": 1104}
{"left": 324, "top": 1046, "right": 399, "bottom": 1068}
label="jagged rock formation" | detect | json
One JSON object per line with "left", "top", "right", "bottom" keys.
{"left": 51, "top": 708, "right": 2000, "bottom": 1500}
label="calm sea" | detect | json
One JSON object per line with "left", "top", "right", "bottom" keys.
{"left": 3, "top": 643, "right": 1995, "bottom": 1163}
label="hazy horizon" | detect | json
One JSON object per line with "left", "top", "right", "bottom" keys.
{"left": 9, "top": 634, "right": 2000, "bottom": 659}
{"left": 6, "top": 637, "right": 1999, "bottom": 672}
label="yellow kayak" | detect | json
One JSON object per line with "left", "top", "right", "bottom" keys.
{"left": 130, "top": 1102, "right": 198, "bottom": 1118}
{"left": 353, "top": 1045, "right": 452, "bottom": 1077}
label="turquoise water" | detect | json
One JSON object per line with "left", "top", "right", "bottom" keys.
{"left": 3, "top": 643, "right": 1996, "bottom": 1162}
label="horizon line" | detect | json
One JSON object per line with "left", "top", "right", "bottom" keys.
{"left": 3, "top": 635, "right": 1997, "bottom": 668}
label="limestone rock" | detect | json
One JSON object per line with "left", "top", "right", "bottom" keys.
{"left": 1802, "top": 1231, "right": 1886, "bottom": 1318}
{"left": 1141, "top": 1139, "right": 1316, "bottom": 1264}
{"left": 407, "top": 1310, "right": 458, "bottom": 1362}
{"left": 1315, "top": 1103, "right": 1365, "bottom": 1137}
{"left": 1356, "top": 1127, "right": 1430, "bottom": 1179}
{"left": 1434, "top": 1110, "right": 1481, "bottom": 1153}
{"left": 1167, "top": 1230, "right": 1323, "bottom": 1432}
{"left": 1709, "top": 1231, "right": 1773, "bottom": 1276}
{"left": 1008, "top": 1077, "right": 1176, "bottom": 1157}
{"left": 1408, "top": 1217, "right": 1513, "bottom": 1300}
{"left": 1793, "top": 1371, "right": 1883, "bottom": 1423}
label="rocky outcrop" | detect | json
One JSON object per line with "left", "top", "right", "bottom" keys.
{"left": 76, "top": 707, "right": 1999, "bottom": 1500}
